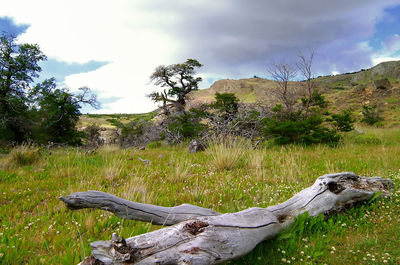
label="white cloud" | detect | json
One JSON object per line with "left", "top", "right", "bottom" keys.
{"left": 2, "top": 0, "right": 400, "bottom": 113}
{"left": 370, "top": 34, "right": 400, "bottom": 65}
{"left": 372, "top": 56, "right": 400, "bottom": 65}
{"left": 0, "top": 0, "right": 180, "bottom": 113}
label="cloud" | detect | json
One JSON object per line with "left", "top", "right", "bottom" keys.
{"left": 138, "top": 0, "right": 400, "bottom": 77}
{"left": 370, "top": 34, "right": 400, "bottom": 65}
{"left": 382, "top": 34, "right": 400, "bottom": 54}
{"left": 2, "top": 0, "right": 400, "bottom": 113}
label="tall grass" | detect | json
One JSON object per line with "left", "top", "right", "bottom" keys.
{"left": 208, "top": 137, "right": 246, "bottom": 171}
{"left": 0, "top": 129, "right": 399, "bottom": 264}
{"left": 0, "top": 144, "right": 41, "bottom": 169}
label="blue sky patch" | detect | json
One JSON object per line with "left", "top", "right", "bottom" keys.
{"left": 368, "top": 4, "right": 400, "bottom": 51}
{"left": 38, "top": 59, "right": 109, "bottom": 83}
{"left": 0, "top": 16, "right": 29, "bottom": 36}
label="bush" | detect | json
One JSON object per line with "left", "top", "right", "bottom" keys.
{"left": 263, "top": 115, "right": 340, "bottom": 145}
{"left": 361, "top": 104, "right": 382, "bottom": 125}
{"left": 146, "top": 141, "right": 162, "bottom": 149}
{"left": 83, "top": 124, "right": 104, "bottom": 148}
{"left": 331, "top": 109, "right": 355, "bottom": 132}
{"left": 211, "top": 92, "right": 239, "bottom": 115}
{"left": 166, "top": 110, "right": 206, "bottom": 142}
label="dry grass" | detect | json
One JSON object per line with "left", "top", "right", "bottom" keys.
{"left": 0, "top": 144, "right": 41, "bottom": 169}
{"left": 208, "top": 137, "right": 246, "bottom": 171}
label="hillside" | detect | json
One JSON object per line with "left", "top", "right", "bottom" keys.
{"left": 188, "top": 60, "right": 400, "bottom": 127}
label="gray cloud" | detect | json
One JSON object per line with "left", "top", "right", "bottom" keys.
{"left": 138, "top": 0, "right": 400, "bottom": 78}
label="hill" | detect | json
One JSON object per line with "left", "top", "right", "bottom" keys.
{"left": 188, "top": 60, "right": 400, "bottom": 127}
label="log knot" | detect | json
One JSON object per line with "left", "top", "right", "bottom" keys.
{"left": 327, "top": 182, "right": 345, "bottom": 194}
{"left": 184, "top": 221, "right": 209, "bottom": 235}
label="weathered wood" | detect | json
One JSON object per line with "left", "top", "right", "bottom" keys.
{"left": 60, "top": 191, "right": 219, "bottom": 226}
{"left": 60, "top": 172, "right": 394, "bottom": 265}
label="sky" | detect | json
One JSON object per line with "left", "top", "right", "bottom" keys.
{"left": 1, "top": 0, "right": 400, "bottom": 113}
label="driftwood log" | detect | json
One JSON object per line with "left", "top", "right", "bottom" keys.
{"left": 60, "top": 172, "right": 394, "bottom": 265}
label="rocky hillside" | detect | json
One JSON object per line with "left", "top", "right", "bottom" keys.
{"left": 188, "top": 60, "right": 400, "bottom": 127}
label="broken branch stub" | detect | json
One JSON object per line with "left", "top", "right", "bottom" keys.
{"left": 60, "top": 172, "right": 394, "bottom": 265}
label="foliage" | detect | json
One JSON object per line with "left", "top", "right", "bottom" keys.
{"left": 30, "top": 78, "right": 99, "bottom": 145}
{"left": 0, "top": 33, "right": 98, "bottom": 145}
{"left": 361, "top": 104, "right": 383, "bottom": 125}
{"left": 0, "top": 33, "right": 46, "bottom": 142}
{"left": 211, "top": 92, "right": 239, "bottom": 115}
{"left": 146, "top": 141, "right": 162, "bottom": 149}
{"left": 263, "top": 114, "right": 339, "bottom": 145}
{"left": 166, "top": 110, "right": 206, "bottom": 142}
{"left": 330, "top": 109, "right": 355, "bottom": 132}
{"left": 301, "top": 90, "right": 328, "bottom": 111}
{"left": 83, "top": 123, "right": 104, "bottom": 148}
{"left": 149, "top": 59, "right": 202, "bottom": 111}
{"left": 264, "top": 53, "right": 354, "bottom": 146}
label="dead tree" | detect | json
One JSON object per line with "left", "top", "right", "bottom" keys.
{"left": 60, "top": 172, "right": 393, "bottom": 265}
{"left": 267, "top": 62, "right": 298, "bottom": 115}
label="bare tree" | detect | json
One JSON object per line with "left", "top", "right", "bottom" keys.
{"left": 267, "top": 62, "right": 298, "bottom": 115}
{"left": 297, "top": 50, "right": 316, "bottom": 117}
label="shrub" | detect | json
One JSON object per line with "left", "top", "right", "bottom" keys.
{"left": 83, "top": 124, "right": 104, "bottom": 148}
{"left": 331, "top": 109, "right": 355, "bottom": 132}
{"left": 263, "top": 115, "right": 340, "bottom": 145}
{"left": 146, "top": 141, "right": 162, "bottom": 149}
{"left": 211, "top": 92, "right": 239, "bottom": 115}
{"left": 361, "top": 104, "right": 382, "bottom": 125}
{"left": 166, "top": 110, "right": 206, "bottom": 142}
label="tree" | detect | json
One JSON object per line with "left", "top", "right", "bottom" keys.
{"left": 0, "top": 33, "right": 46, "bottom": 142}
{"left": 331, "top": 109, "right": 355, "bottom": 132}
{"left": 297, "top": 50, "right": 315, "bottom": 117}
{"left": 30, "top": 78, "right": 99, "bottom": 145}
{"left": 267, "top": 62, "right": 297, "bottom": 115}
{"left": 212, "top": 92, "right": 239, "bottom": 116}
{"left": 264, "top": 51, "right": 353, "bottom": 145}
{"left": 149, "top": 59, "right": 202, "bottom": 112}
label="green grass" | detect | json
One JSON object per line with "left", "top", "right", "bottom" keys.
{"left": 1, "top": 128, "right": 400, "bottom": 264}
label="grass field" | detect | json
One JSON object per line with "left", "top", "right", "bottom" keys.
{"left": 0, "top": 128, "right": 399, "bottom": 264}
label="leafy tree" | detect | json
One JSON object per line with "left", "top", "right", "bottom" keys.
{"left": 212, "top": 92, "right": 239, "bottom": 116}
{"left": 149, "top": 59, "right": 202, "bottom": 111}
{"left": 0, "top": 33, "right": 46, "bottom": 142}
{"left": 30, "top": 78, "right": 99, "bottom": 145}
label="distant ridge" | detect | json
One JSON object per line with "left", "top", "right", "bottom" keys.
{"left": 188, "top": 60, "right": 400, "bottom": 126}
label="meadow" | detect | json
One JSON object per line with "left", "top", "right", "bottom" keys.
{"left": 0, "top": 128, "right": 399, "bottom": 264}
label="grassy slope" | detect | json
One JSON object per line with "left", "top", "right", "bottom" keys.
{"left": 188, "top": 61, "right": 400, "bottom": 128}
{"left": 78, "top": 112, "right": 157, "bottom": 129}
{"left": 1, "top": 128, "right": 400, "bottom": 264}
